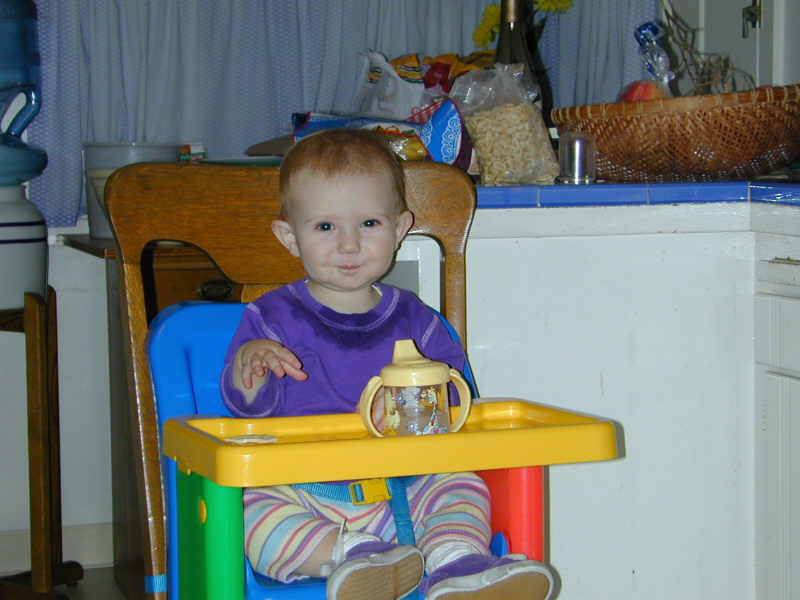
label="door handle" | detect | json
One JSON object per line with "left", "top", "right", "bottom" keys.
{"left": 742, "top": 0, "right": 761, "bottom": 38}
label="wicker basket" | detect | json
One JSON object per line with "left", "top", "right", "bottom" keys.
{"left": 550, "top": 84, "right": 800, "bottom": 183}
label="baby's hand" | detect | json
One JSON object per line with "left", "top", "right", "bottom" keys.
{"left": 371, "top": 391, "right": 385, "bottom": 432}
{"left": 236, "top": 339, "right": 308, "bottom": 389}
{"left": 357, "top": 389, "right": 385, "bottom": 433}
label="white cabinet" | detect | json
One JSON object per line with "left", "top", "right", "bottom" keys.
{"left": 462, "top": 196, "right": 799, "bottom": 599}
{"left": 466, "top": 204, "right": 757, "bottom": 599}
{"left": 755, "top": 279, "right": 800, "bottom": 597}
{"left": 754, "top": 367, "right": 800, "bottom": 600}
{"left": 755, "top": 294, "right": 800, "bottom": 374}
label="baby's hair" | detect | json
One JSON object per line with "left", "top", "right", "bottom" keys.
{"left": 278, "top": 128, "right": 407, "bottom": 220}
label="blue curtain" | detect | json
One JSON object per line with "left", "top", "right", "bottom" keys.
{"left": 28, "top": 0, "right": 656, "bottom": 227}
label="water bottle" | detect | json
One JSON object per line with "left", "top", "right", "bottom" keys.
{"left": 0, "top": 0, "right": 47, "bottom": 309}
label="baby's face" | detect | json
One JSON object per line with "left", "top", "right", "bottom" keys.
{"left": 277, "top": 170, "right": 412, "bottom": 302}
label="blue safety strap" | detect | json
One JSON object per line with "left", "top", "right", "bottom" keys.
{"left": 144, "top": 573, "right": 167, "bottom": 594}
{"left": 386, "top": 476, "right": 416, "bottom": 546}
{"left": 293, "top": 479, "right": 416, "bottom": 539}
{"left": 293, "top": 479, "right": 416, "bottom": 544}
{"left": 292, "top": 475, "right": 416, "bottom": 546}
{"left": 293, "top": 482, "right": 356, "bottom": 503}
{"left": 293, "top": 479, "right": 417, "bottom": 544}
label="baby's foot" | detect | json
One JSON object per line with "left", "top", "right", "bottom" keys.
{"left": 421, "top": 553, "right": 553, "bottom": 600}
{"left": 326, "top": 540, "right": 423, "bottom": 600}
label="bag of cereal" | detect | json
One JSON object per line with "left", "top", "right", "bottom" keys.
{"left": 450, "top": 65, "right": 557, "bottom": 185}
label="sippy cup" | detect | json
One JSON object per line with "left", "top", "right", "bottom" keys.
{"left": 359, "top": 339, "right": 472, "bottom": 437}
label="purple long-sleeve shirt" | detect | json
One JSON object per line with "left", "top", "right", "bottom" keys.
{"left": 220, "top": 279, "right": 466, "bottom": 418}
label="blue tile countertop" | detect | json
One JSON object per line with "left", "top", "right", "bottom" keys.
{"left": 476, "top": 181, "right": 800, "bottom": 209}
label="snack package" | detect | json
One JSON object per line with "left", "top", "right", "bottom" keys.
{"left": 450, "top": 65, "right": 557, "bottom": 185}
{"left": 424, "top": 51, "right": 495, "bottom": 80}
{"left": 293, "top": 112, "right": 429, "bottom": 161}
{"left": 292, "top": 100, "right": 472, "bottom": 171}
{"left": 418, "top": 98, "right": 472, "bottom": 171}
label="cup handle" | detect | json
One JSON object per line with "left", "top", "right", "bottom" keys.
{"left": 448, "top": 370, "right": 473, "bottom": 433}
{"left": 359, "top": 376, "right": 384, "bottom": 437}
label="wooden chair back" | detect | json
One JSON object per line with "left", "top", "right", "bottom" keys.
{"left": 104, "top": 160, "right": 476, "bottom": 598}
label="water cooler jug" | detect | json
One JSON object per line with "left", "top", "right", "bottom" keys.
{"left": 0, "top": 0, "right": 48, "bottom": 309}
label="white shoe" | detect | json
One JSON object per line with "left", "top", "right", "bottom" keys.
{"left": 326, "top": 541, "right": 424, "bottom": 600}
{"left": 424, "top": 556, "right": 553, "bottom": 600}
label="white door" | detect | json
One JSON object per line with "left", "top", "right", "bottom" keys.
{"left": 666, "top": 0, "right": 799, "bottom": 91}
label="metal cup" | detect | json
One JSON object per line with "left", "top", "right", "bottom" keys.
{"left": 557, "top": 131, "right": 596, "bottom": 184}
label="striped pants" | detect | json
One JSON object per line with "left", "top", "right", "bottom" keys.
{"left": 244, "top": 472, "right": 491, "bottom": 583}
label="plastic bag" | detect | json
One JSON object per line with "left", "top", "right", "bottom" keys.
{"left": 450, "top": 65, "right": 557, "bottom": 185}
{"left": 355, "top": 51, "right": 426, "bottom": 120}
{"left": 617, "top": 22, "right": 674, "bottom": 101}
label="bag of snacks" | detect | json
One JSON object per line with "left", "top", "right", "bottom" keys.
{"left": 450, "top": 65, "right": 557, "bottom": 185}
{"left": 292, "top": 103, "right": 473, "bottom": 169}
{"left": 418, "top": 98, "right": 473, "bottom": 172}
{"left": 355, "top": 50, "right": 495, "bottom": 122}
{"left": 293, "top": 112, "right": 429, "bottom": 161}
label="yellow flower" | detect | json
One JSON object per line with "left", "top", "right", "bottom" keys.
{"left": 483, "top": 4, "right": 501, "bottom": 20}
{"left": 474, "top": 4, "right": 501, "bottom": 49}
{"left": 533, "top": 0, "right": 573, "bottom": 14}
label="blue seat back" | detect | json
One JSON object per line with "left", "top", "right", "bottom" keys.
{"left": 148, "top": 301, "right": 245, "bottom": 425}
{"left": 148, "top": 302, "right": 247, "bottom": 600}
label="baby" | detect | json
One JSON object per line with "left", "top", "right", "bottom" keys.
{"left": 220, "top": 128, "right": 553, "bottom": 600}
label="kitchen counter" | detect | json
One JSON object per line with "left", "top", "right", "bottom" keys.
{"left": 476, "top": 180, "right": 800, "bottom": 208}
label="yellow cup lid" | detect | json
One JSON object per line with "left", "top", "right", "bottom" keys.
{"left": 379, "top": 339, "right": 450, "bottom": 387}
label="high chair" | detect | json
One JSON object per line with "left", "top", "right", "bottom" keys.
{"left": 148, "top": 300, "right": 550, "bottom": 599}
{"left": 104, "top": 161, "right": 618, "bottom": 599}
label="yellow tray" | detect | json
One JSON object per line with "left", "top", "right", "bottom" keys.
{"left": 162, "top": 398, "right": 618, "bottom": 487}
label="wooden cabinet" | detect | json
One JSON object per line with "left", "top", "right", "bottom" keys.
{"left": 62, "top": 235, "right": 242, "bottom": 313}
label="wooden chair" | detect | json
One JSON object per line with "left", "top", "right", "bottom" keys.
{"left": 104, "top": 161, "right": 481, "bottom": 599}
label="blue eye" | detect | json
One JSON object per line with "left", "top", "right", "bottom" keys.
{"left": 316, "top": 222, "right": 332, "bottom": 232}
{"left": 362, "top": 219, "right": 379, "bottom": 228}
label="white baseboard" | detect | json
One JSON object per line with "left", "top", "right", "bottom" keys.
{"left": 0, "top": 522, "right": 113, "bottom": 576}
